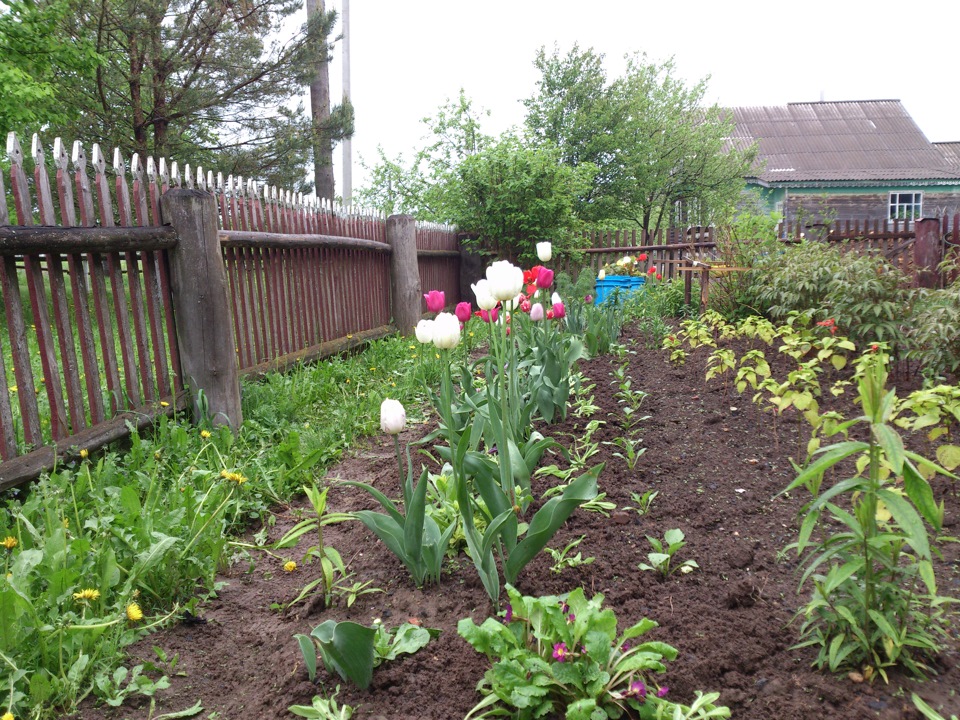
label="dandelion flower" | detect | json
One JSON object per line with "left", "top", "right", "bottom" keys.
{"left": 126, "top": 603, "right": 144, "bottom": 622}
{"left": 200, "top": 430, "right": 212, "bottom": 439}
{"left": 2, "top": 537, "right": 17, "bottom": 550}
{"left": 73, "top": 588, "right": 101, "bottom": 602}
{"left": 283, "top": 561, "right": 297, "bottom": 572}
{"left": 3, "top": 711, "right": 15, "bottom": 720}
{"left": 220, "top": 470, "right": 247, "bottom": 485}
{"left": 79, "top": 448, "right": 89, "bottom": 459}
{"left": 160, "top": 401, "right": 169, "bottom": 407}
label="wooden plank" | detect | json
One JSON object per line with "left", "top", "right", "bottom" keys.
{"left": 0, "top": 331, "right": 16, "bottom": 459}
{"left": 46, "top": 252, "right": 86, "bottom": 432}
{"left": 31, "top": 135, "right": 57, "bottom": 225}
{"left": 141, "top": 251, "right": 171, "bottom": 395}
{"left": 0, "top": 225, "right": 177, "bottom": 255}
{"left": 106, "top": 252, "right": 141, "bottom": 407}
{"left": 24, "top": 254, "right": 68, "bottom": 439}
{"left": 2, "top": 257, "right": 41, "bottom": 445}
{"left": 67, "top": 252, "right": 105, "bottom": 424}
{"left": 53, "top": 139, "right": 77, "bottom": 227}
{"left": 0, "top": 157, "right": 8, "bottom": 226}
{"left": 250, "top": 246, "right": 270, "bottom": 361}
{"left": 72, "top": 142, "right": 96, "bottom": 227}
{"left": 125, "top": 251, "right": 156, "bottom": 400}
{"left": 86, "top": 253, "right": 122, "bottom": 414}
{"left": 114, "top": 149, "right": 134, "bottom": 227}
{"left": 130, "top": 154, "right": 150, "bottom": 227}
{"left": 7, "top": 133, "right": 33, "bottom": 225}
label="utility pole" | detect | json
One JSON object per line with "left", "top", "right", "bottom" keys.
{"left": 341, "top": 0, "right": 352, "bottom": 206}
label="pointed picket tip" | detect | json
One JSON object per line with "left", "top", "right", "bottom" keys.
{"left": 53, "top": 138, "right": 69, "bottom": 170}
{"left": 159, "top": 158, "right": 168, "bottom": 184}
{"left": 91, "top": 144, "right": 106, "bottom": 174}
{"left": 31, "top": 133, "right": 46, "bottom": 164}
{"left": 112, "top": 147, "right": 127, "bottom": 176}
{"left": 6, "top": 132, "right": 23, "bottom": 164}
{"left": 131, "top": 153, "right": 143, "bottom": 179}
{"left": 170, "top": 161, "right": 181, "bottom": 188}
{"left": 206, "top": 170, "right": 214, "bottom": 190}
{"left": 146, "top": 156, "right": 157, "bottom": 181}
{"left": 71, "top": 140, "right": 86, "bottom": 170}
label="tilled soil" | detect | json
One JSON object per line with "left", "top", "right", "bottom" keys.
{"left": 77, "top": 326, "right": 960, "bottom": 720}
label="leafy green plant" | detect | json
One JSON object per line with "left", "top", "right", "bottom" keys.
{"left": 705, "top": 347, "right": 737, "bottom": 396}
{"left": 784, "top": 356, "right": 956, "bottom": 680}
{"left": 605, "top": 436, "right": 646, "bottom": 470}
{"left": 638, "top": 529, "right": 699, "bottom": 578}
{"left": 93, "top": 664, "right": 171, "bottom": 708}
{"left": 912, "top": 693, "right": 959, "bottom": 720}
{"left": 458, "top": 585, "right": 729, "bottom": 720}
{"left": 295, "top": 620, "right": 434, "bottom": 690}
{"left": 627, "top": 489, "right": 658, "bottom": 516}
{"left": 545, "top": 535, "right": 595, "bottom": 574}
{"left": 289, "top": 686, "right": 355, "bottom": 720}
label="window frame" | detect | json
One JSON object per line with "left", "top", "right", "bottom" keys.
{"left": 888, "top": 191, "right": 923, "bottom": 221}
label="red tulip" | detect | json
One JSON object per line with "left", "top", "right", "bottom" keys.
{"left": 655, "top": 273, "right": 662, "bottom": 281}
{"left": 520, "top": 299, "right": 531, "bottom": 312}
{"left": 476, "top": 307, "right": 499, "bottom": 323}
{"left": 638, "top": 253, "right": 648, "bottom": 262}
{"left": 455, "top": 301, "right": 472, "bottom": 323}
{"left": 423, "top": 290, "right": 445, "bottom": 313}
{"left": 647, "top": 266, "right": 657, "bottom": 275}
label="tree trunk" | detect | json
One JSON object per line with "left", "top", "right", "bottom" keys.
{"left": 306, "top": 0, "right": 335, "bottom": 201}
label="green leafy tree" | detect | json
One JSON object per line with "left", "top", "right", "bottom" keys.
{"left": 35, "top": 0, "right": 349, "bottom": 192}
{"left": 450, "top": 135, "right": 593, "bottom": 263}
{"left": 525, "top": 45, "right": 756, "bottom": 236}
{"left": 0, "top": 0, "right": 100, "bottom": 134}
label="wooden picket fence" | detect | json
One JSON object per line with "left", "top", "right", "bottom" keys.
{"left": 0, "top": 131, "right": 459, "bottom": 489}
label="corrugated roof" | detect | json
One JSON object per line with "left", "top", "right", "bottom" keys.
{"left": 935, "top": 142, "right": 960, "bottom": 169}
{"left": 729, "top": 100, "right": 960, "bottom": 183}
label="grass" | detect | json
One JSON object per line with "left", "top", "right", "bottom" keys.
{"left": 0, "top": 331, "right": 453, "bottom": 719}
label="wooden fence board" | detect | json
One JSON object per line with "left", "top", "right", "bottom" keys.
{"left": 47, "top": 252, "right": 85, "bottom": 432}
{"left": 25, "top": 254, "right": 68, "bottom": 439}
{"left": 2, "top": 256, "right": 41, "bottom": 446}
{"left": 67, "top": 253, "right": 104, "bottom": 425}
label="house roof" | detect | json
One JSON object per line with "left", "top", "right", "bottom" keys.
{"left": 729, "top": 100, "right": 960, "bottom": 184}
{"left": 935, "top": 142, "right": 960, "bottom": 169}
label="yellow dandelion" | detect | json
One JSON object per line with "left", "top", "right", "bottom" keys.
{"left": 62, "top": 518, "right": 69, "bottom": 529}
{"left": 283, "top": 561, "right": 297, "bottom": 572}
{"left": 7, "top": 385, "right": 15, "bottom": 393}
{"left": 200, "top": 430, "right": 211, "bottom": 439}
{"left": 408, "top": 345, "right": 416, "bottom": 350}
{"left": 346, "top": 333, "right": 354, "bottom": 339}
{"left": 126, "top": 603, "right": 144, "bottom": 622}
{"left": 435, "top": 353, "right": 440, "bottom": 360}
{"left": 370, "top": 367, "right": 376, "bottom": 371}
{"left": 5, "top": 573, "right": 11, "bottom": 581}
{"left": 2, "top": 537, "right": 17, "bottom": 550}
{"left": 160, "top": 401, "right": 169, "bottom": 407}
{"left": 221, "top": 470, "right": 247, "bottom": 485}
{"left": 73, "top": 588, "right": 101, "bottom": 602}
{"left": 469, "top": 332, "right": 475, "bottom": 337}
{"left": 3, "top": 711, "right": 14, "bottom": 720}
{"left": 79, "top": 448, "right": 89, "bottom": 459}
{"left": 390, "top": 382, "right": 396, "bottom": 387}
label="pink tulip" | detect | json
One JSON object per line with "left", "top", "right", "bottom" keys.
{"left": 552, "top": 302, "right": 565, "bottom": 319}
{"left": 520, "top": 299, "right": 531, "bottom": 313}
{"left": 455, "top": 301, "right": 472, "bottom": 323}
{"left": 585, "top": 295, "right": 593, "bottom": 304}
{"left": 478, "top": 307, "right": 499, "bottom": 323}
{"left": 530, "top": 303, "right": 544, "bottom": 321}
{"left": 536, "top": 266, "right": 554, "bottom": 289}
{"left": 424, "top": 290, "right": 445, "bottom": 313}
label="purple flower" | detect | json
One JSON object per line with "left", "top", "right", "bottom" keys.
{"left": 656, "top": 686, "right": 669, "bottom": 698}
{"left": 628, "top": 680, "right": 647, "bottom": 699}
{"left": 566, "top": 613, "right": 576, "bottom": 624}
{"left": 536, "top": 266, "right": 554, "bottom": 289}
{"left": 585, "top": 294, "right": 593, "bottom": 304}
{"left": 552, "top": 642, "right": 569, "bottom": 662}
{"left": 503, "top": 603, "right": 513, "bottom": 623}
{"left": 559, "top": 601, "right": 569, "bottom": 614}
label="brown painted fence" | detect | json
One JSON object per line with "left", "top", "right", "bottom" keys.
{"left": 0, "top": 131, "right": 459, "bottom": 489}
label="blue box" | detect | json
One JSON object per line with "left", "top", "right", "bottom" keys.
{"left": 595, "top": 275, "right": 646, "bottom": 305}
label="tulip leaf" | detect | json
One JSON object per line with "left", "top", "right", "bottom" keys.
{"left": 308, "top": 620, "right": 377, "bottom": 689}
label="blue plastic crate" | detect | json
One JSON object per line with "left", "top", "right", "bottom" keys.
{"left": 595, "top": 275, "right": 646, "bottom": 305}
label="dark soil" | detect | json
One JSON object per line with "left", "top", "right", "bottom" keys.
{"left": 77, "top": 326, "right": 960, "bottom": 720}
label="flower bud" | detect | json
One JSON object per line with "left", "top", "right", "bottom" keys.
{"left": 485, "top": 261, "right": 524, "bottom": 302}
{"left": 415, "top": 319, "right": 434, "bottom": 344}
{"left": 380, "top": 399, "right": 406, "bottom": 435}
{"left": 536, "top": 242, "right": 552, "bottom": 262}
{"left": 432, "top": 312, "right": 461, "bottom": 349}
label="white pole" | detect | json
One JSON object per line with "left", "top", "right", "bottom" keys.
{"left": 342, "top": 0, "right": 352, "bottom": 207}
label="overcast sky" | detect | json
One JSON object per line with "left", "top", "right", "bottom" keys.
{"left": 313, "top": 0, "right": 960, "bottom": 198}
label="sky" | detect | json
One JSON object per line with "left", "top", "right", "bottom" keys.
{"left": 312, "top": 0, "right": 960, "bottom": 200}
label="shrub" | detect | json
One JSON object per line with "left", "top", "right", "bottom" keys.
{"left": 906, "top": 283, "right": 960, "bottom": 380}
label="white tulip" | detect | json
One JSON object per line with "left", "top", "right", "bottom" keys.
{"left": 551, "top": 292, "right": 562, "bottom": 306}
{"left": 536, "top": 242, "right": 552, "bottom": 262}
{"left": 432, "top": 312, "right": 461, "bottom": 350}
{"left": 598, "top": 269, "right": 606, "bottom": 280}
{"left": 485, "top": 260, "right": 524, "bottom": 302}
{"left": 380, "top": 399, "right": 406, "bottom": 435}
{"left": 415, "top": 319, "right": 434, "bottom": 344}
{"left": 472, "top": 279, "right": 498, "bottom": 310}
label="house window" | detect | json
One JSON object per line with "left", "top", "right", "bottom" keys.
{"left": 889, "top": 192, "right": 922, "bottom": 221}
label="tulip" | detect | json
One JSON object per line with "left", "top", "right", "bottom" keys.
{"left": 638, "top": 253, "right": 648, "bottom": 262}
{"left": 552, "top": 302, "right": 566, "bottom": 319}
{"left": 520, "top": 299, "right": 531, "bottom": 313}
{"left": 502, "top": 294, "right": 522, "bottom": 312}
{"left": 415, "top": 319, "right": 434, "bottom": 344}
{"left": 477, "top": 307, "right": 499, "bottom": 323}
{"left": 423, "top": 289, "right": 445, "bottom": 313}
{"left": 380, "top": 399, "right": 406, "bottom": 435}
{"left": 472, "top": 279, "right": 498, "bottom": 310}
{"left": 598, "top": 269, "right": 605, "bottom": 280}
{"left": 655, "top": 273, "right": 662, "bottom": 280}
{"left": 432, "top": 312, "right": 461, "bottom": 349}
{"left": 648, "top": 265, "right": 657, "bottom": 275}
{"left": 536, "top": 266, "right": 554, "bottom": 289}
{"left": 530, "top": 302, "right": 544, "bottom": 321}
{"left": 551, "top": 292, "right": 562, "bottom": 305}
{"left": 536, "top": 242, "right": 552, "bottom": 262}
{"left": 485, "top": 260, "right": 524, "bottom": 302}
{"left": 585, "top": 295, "right": 593, "bottom": 304}
{"left": 455, "top": 301, "right": 472, "bottom": 323}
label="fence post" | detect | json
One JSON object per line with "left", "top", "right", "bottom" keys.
{"left": 387, "top": 214, "right": 420, "bottom": 335}
{"left": 160, "top": 188, "right": 243, "bottom": 428}
{"left": 914, "top": 218, "right": 942, "bottom": 289}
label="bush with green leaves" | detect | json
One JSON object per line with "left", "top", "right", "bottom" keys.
{"left": 905, "top": 282, "right": 960, "bottom": 380}
{"left": 458, "top": 585, "right": 729, "bottom": 720}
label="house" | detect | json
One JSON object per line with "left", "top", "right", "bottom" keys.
{"left": 728, "top": 100, "right": 960, "bottom": 227}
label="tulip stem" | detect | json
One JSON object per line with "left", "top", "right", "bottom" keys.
{"left": 393, "top": 434, "right": 405, "bottom": 497}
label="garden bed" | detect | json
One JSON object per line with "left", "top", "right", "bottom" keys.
{"left": 77, "top": 324, "right": 960, "bottom": 720}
